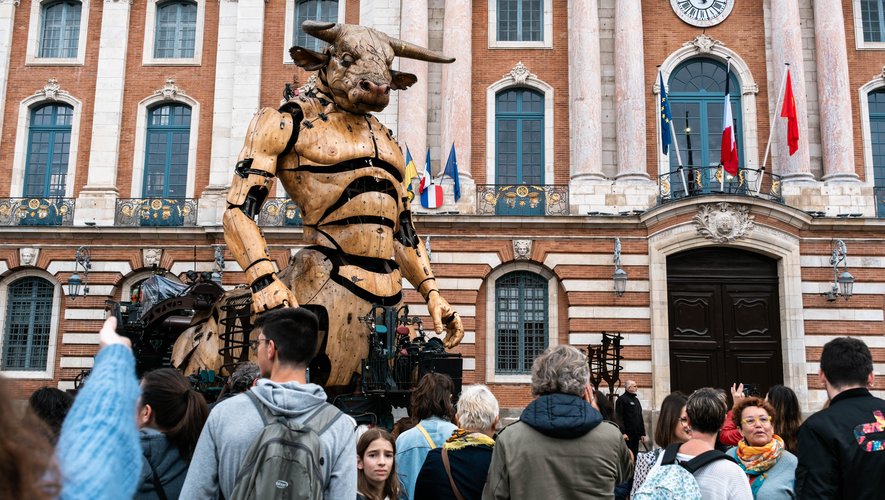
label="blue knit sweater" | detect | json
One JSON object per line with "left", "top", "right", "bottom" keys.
{"left": 56, "top": 344, "right": 142, "bottom": 500}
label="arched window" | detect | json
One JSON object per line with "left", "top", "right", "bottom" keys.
{"left": 294, "top": 0, "right": 338, "bottom": 52}
{"left": 154, "top": 1, "right": 198, "bottom": 59}
{"left": 1, "top": 277, "right": 55, "bottom": 371}
{"left": 496, "top": 0, "right": 542, "bottom": 42}
{"left": 24, "top": 104, "right": 73, "bottom": 198}
{"left": 495, "top": 271, "right": 548, "bottom": 374}
{"left": 143, "top": 104, "right": 191, "bottom": 199}
{"left": 668, "top": 59, "right": 743, "bottom": 170}
{"left": 39, "top": 0, "right": 82, "bottom": 58}
{"left": 868, "top": 89, "right": 885, "bottom": 217}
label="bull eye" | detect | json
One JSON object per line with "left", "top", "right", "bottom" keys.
{"left": 340, "top": 53, "right": 355, "bottom": 68}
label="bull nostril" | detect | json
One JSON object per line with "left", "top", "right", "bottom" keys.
{"left": 360, "top": 81, "right": 371, "bottom": 91}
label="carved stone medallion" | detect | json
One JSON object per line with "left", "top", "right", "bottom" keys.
{"left": 693, "top": 202, "right": 754, "bottom": 243}
{"left": 20, "top": 247, "right": 38, "bottom": 266}
{"left": 143, "top": 248, "right": 162, "bottom": 268}
{"left": 513, "top": 239, "right": 532, "bottom": 260}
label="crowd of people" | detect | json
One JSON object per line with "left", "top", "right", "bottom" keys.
{"left": 1, "top": 306, "right": 883, "bottom": 499}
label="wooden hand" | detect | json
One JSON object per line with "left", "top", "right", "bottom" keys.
{"left": 427, "top": 291, "right": 463, "bottom": 348}
{"left": 251, "top": 276, "right": 299, "bottom": 314}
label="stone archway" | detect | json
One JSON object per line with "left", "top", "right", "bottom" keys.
{"left": 645, "top": 199, "right": 809, "bottom": 410}
{"left": 667, "top": 247, "right": 783, "bottom": 398}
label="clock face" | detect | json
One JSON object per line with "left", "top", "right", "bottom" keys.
{"left": 670, "top": 0, "right": 735, "bottom": 28}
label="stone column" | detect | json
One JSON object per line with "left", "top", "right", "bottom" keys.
{"left": 814, "top": 0, "right": 858, "bottom": 182}
{"left": 396, "top": 0, "right": 429, "bottom": 168}
{"left": 198, "top": 0, "right": 239, "bottom": 225}
{"left": 440, "top": 0, "right": 474, "bottom": 212}
{"left": 770, "top": 0, "right": 812, "bottom": 181}
{"left": 76, "top": 0, "right": 132, "bottom": 225}
{"left": 614, "top": 0, "right": 648, "bottom": 181}
{"left": 569, "top": 0, "right": 603, "bottom": 181}
{"left": 360, "top": 0, "right": 401, "bottom": 128}
{"left": 228, "top": 0, "right": 265, "bottom": 168}
{"left": 0, "top": 0, "right": 17, "bottom": 152}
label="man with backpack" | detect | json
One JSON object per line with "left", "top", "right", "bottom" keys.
{"left": 633, "top": 387, "right": 752, "bottom": 500}
{"left": 180, "top": 307, "right": 357, "bottom": 499}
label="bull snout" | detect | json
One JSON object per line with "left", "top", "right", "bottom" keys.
{"left": 359, "top": 79, "right": 390, "bottom": 96}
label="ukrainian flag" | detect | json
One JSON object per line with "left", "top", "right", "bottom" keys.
{"left": 404, "top": 146, "right": 418, "bottom": 201}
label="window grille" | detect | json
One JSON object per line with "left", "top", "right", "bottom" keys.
{"left": 495, "top": 271, "right": 548, "bottom": 374}
{"left": 1, "top": 278, "right": 54, "bottom": 371}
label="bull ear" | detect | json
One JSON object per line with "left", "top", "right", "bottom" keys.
{"left": 289, "top": 46, "right": 328, "bottom": 71}
{"left": 390, "top": 70, "right": 418, "bottom": 90}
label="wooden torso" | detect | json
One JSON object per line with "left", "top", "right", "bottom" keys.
{"left": 277, "top": 95, "right": 406, "bottom": 259}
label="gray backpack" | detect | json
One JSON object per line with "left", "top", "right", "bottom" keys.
{"left": 229, "top": 391, "right": 343, "bottom": 500}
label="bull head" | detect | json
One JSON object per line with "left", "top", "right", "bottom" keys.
{"left": 290, "top": 21, "right": 455, "bottom": 114}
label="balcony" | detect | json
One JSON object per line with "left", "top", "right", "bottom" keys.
{"left": 115, "top": 198, "right": 198, "bottom": 227}
{"left": 657, "top": 166, "right": 783, "bottom": 205}
{"left": 477, "top": 184, "right": 569, "bottom": 216}
{"left": 258, "top": 198, "right": 303, "bottom": 226}
{"left": 876, "top": 187, "right": 885, "bottom": 218}
{"left": 0, "top": 198, "right": 74, "bottom": 226}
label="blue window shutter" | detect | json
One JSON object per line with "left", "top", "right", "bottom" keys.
{"left": 495, "top": 271, "right": 548, "bottom": 374}
{"left": 25, "top": 104, "right": 73, "bottom": 198}
{"left": 1, "top": 277, "right": 54, "bottom": 371}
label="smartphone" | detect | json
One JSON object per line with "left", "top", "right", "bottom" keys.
{"left": 105, "top": 300, "right": 127, "bottom": 335}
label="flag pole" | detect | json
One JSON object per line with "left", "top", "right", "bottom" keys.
{"left": 756, "top": 63, "right": 791, "bottom": 196}
{"left": 671, "top": 125, "right": 689, "bottom": 197}
{"left": 721, "top": 58, "right": 731, "bottom": 192}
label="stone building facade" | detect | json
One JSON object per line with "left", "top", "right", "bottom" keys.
{"left": 0, "top": 0, "right": 882, "bottom": 412}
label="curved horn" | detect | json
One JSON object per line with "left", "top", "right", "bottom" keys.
{"left": 301, "top": 21, "right": 341, "bottom": 44}
{"left": 387, "top": 35, "right": 455, "bottom": 64}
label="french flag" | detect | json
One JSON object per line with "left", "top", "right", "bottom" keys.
{"left": 720, "top": 67, "right": 739, "bottom": 176}
{"left": 420, "top": 174, "right": 443, "bottom": 209}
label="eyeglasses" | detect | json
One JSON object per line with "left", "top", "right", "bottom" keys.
{"left": 249, "top": 338, "right": 270, "bottom": 352}
{"left": 741, "top": 416, "right": 771, "bottom": 426}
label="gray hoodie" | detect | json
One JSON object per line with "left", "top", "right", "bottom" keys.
{"left": 179, "top": 379, "right": 357, "bottom": 499}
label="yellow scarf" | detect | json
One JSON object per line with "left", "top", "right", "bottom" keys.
{"left": 736, "top": 434, "right": 784, "bottom": 475}
{"left": 443, "top": 428, "right": 495, "bottom": 451}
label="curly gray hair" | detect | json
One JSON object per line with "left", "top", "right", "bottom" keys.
{"left": 230, "top": 362, "right": 260, "bottom": 393}
{"left": 530, "top": 345, "right": 590, "bottom": 397}
{"left": 456, "top": 384, "right": 499, "bottom": 433}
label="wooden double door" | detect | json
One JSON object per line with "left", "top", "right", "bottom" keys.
{"left": 667, "top": 248, "right": 783, "bottom": 398}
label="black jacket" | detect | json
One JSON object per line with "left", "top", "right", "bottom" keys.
{"left": 615, "top": 391, "right": 645, "bottom": 436}
{"left": 414, "top": 442, "right": 493, "bottom": 500}
{"left": 795, "top": 388, "right": 885, "bottom": 499}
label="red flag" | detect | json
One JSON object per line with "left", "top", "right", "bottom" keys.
{"left": 720, "top": 73, "right": 739, "bottom": 176}
{"left": 781, "top": 69, "right": 799, "bottom": 156}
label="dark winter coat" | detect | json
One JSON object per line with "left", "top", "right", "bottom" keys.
{"left": 415, "top": 440, "right": 494, "bottom": 500}
{"left": 482, "top": 393, "right": 633, "bottom": 499}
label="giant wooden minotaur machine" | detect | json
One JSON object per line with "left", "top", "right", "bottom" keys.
{"left": 170, "top": 21, "right": 464, "bottom": 395}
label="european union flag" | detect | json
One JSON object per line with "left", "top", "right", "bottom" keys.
{"left": 660, "top": 71, "right": 673, "bottom": 155}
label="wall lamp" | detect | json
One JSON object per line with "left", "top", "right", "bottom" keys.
{"left": 824, "top": 240, "right": 854, "bottom": 302}
{"left": 67, "top": 246, "right": 91, "bottom": 299}
{"left": 613, "top": 238, "right": 628, "bottom": 297}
